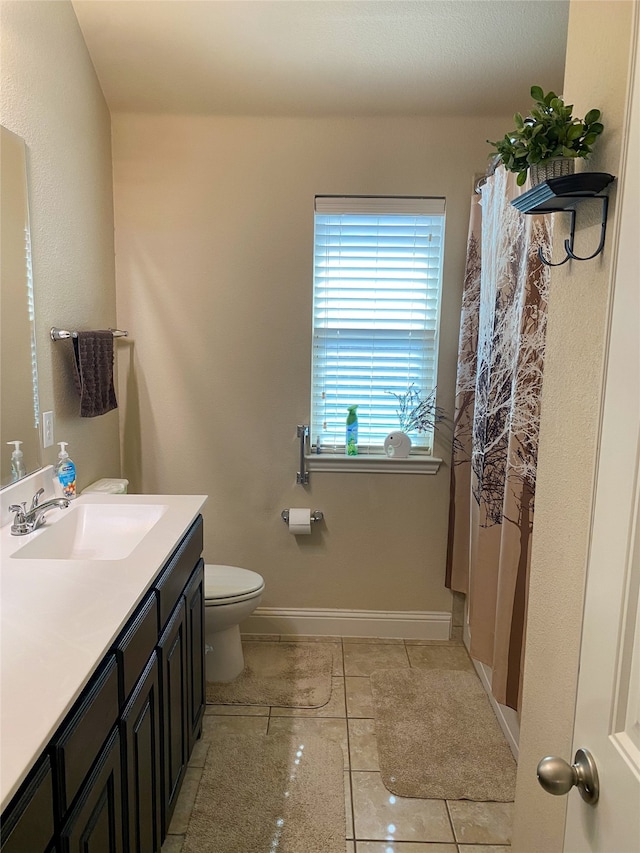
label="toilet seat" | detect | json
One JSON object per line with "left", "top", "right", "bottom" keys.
{"left": 204, "top": 564, "right": 265, "bottom": 606}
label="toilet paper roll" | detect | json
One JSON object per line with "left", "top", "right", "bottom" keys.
{"left": 288, "top": 507, "right": 312, "bottom": 535}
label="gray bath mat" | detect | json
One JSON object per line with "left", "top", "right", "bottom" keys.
{"left": 370, "top": 668, "right": 516, "bottom": 801}
{"left": 206, "top": 641, "right": 333, "bottom": 707}
{"left": 182, "top": 734, "right": 345, "bottom": 853}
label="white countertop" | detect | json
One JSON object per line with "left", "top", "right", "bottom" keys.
{"left": 0, "top": 474, "right": 206, "bottom": 811}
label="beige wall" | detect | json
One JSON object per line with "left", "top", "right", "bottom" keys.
{"left": 0, "top": 0, "right": 120, "bottom": 490}
{"left": 513, "top": 2, "right": 635, "bottom": 850}
{"left": 112, "top": 114, "right": 510, "bottom": 613}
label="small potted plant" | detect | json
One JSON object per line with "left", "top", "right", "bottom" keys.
{"left": 488, "top": 85, "right": 604, "bottom": 186}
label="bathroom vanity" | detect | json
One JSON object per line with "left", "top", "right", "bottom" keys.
{"left": 0, "top": 486, "right": 207, "bottom": 853}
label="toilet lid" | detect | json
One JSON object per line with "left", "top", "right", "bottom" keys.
{"left": 204, "top": 564, "right": 264, "bottom": 601}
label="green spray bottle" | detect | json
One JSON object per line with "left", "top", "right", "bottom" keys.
{"left": 346, "top": 405, "right": 358, "bottom": 456}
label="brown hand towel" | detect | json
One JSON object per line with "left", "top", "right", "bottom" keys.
{"left": 72, "top": 331, "right": 118, "bottom": 417}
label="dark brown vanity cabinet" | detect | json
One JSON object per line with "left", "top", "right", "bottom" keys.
{"left": 0, "top": 515, "right": 205, "bottom": 853}
{"left": 157, "top": 598, "right": 189, "bottom": 834}
{"left": 185, "top": 561, "right": 205, "bottom": 755}
{"left": 59, "top": 728, "right": 124, "bottom": 853}
{"left": 120, "top": 653, "right": 162, "bottom": 853}
{"left": 0, "top": 756, "right": 55, "bottom": 853}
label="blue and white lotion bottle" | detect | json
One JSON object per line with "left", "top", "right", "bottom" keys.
{"left": 55, "top": 442, "right": 77, "bottom": 499}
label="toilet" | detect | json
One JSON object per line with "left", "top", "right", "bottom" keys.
{"left": 204, "top": 564, "right": 265, "bottom": 682}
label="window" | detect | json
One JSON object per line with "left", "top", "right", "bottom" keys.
{"left": 311, "top": 196, "right": 445, "bottom": 455}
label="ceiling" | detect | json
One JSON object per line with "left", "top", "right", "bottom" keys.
{"left": 72, "top": 0, "right": 570, "bottom": 117}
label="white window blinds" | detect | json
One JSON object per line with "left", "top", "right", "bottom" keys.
{"left": 311, "top": 196, "right": 445, "bottom": 454}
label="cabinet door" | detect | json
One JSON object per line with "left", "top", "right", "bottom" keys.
{"left": 157, "top": 599, "right": 188, "bottom": 836}
{"left": 185, "top": 559, "right": 205, "bottom": 753}
{"left": 0, "top": 755, "right": 55, "bottom": 853}
{"left": 53, "top": 657, "right": 119, "bottom": 816}
{"left": 59, "top": 727, "right": 124, "bottom": 853}
{"left": 121, "top": 653, "right": 162, "bottom": 853}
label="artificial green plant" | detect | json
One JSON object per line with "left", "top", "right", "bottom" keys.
{"left": 488, "top": 85, "right": 604, "bottom": 185}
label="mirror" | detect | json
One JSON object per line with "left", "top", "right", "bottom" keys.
{"left": 1, "top": 126, "right": 41, "bottom": 487}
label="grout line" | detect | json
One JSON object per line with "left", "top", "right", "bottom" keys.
{"left": 444, "top": 798, "right": 458, "bottom": 846}
{"left": 343, "top": 639, "right": 358, "bottom": 846}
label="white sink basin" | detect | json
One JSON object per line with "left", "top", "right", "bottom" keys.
{"left": 12, "top": 503, "right": 169, "bottom": 561}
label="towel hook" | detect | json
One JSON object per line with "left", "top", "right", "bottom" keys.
{"left": 536, "top": 196, "right": 611, "bottom": 267}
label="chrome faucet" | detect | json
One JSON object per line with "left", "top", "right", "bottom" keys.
{"left": 9, "top": 488, "right": 70, "bottom": 535}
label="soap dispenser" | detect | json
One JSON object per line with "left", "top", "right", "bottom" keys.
{"left": 55, "top": 442, "right": 77, "bottom": 499}
{"left": 7, "top": 441, "right": 26, "bottom": 482}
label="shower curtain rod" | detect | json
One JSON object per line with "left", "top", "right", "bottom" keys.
{"left": 474, "top": 155, "right": 502, "bottom": 194}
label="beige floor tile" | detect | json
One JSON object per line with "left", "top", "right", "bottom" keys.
{"left": 351, "top": 771, "right": 454, "bottom": 843}
{"left": 344, "top": 636, "right": 405, "bottom": 644}
{"left": 406, "top": 645, "right": 474, "bottom": 670}
{"left": 458, "top": 847, "right": 511, "bottom": 852}
{"left": 161, "top": 835, "right": 184, "bottom": 852}
{"left": 346, "top": 842, "right": 355, "bottom": 853}
{"left": 280, "top": 634, "right": 343, "bottom": 642}
{"left": 346, "top": 676, "right": 375, "bottom": 718}
{"left": 201, "top": 714, "right": 268, "bottom": 738}
{"left": 452, "top": 592, "right": 466, "bottom": 628}
{"left": 356, "top": 843, "right": 457, "bottom": 852}
{"left": 345, "top": 771, "right": 354, "bottom": 839}
{"left": 204, "top": 703, "right": 269, "bottom": 715}
{"left": 405, "top": 627, "right": 464, "bottom": 646}
{"left": 447, "top": 801, "right": 513, "bottom": 845}
{"left": 267, "top": 716, "right": 350, "bottom": 769}
{"left": 343, "top": 643, "right": 410, "bottom": 677}
{"left": 240, "top": 633, "right": 281, "bottom": 641}
{"left": 271, "top": 676, "right": 346, "bottom": 717}
{"left": 187, "top": 738, "right": 210, "bottom": 768}
{"left": 166, "top": 766, "right": 203, "bottom": 834}
{"left": 348, "top": 718, "right": 379, "bottom": 771}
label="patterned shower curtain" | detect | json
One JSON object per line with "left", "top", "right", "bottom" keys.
{"left": 446, "top": 166, "right": 551, "bottom": 711}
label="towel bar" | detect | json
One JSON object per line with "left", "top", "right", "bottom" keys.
{"left": 50, "top": 327, "right": 128, "bottom": 341}
{"left": 296, "top": 424, "right": 309, "bottom": 484}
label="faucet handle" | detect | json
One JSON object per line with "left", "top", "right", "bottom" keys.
{"left": 29, "top": 488, "right": 45, "bottom": 512}
{"left": 8, "top": 503, "right": 28, "bottom": 535}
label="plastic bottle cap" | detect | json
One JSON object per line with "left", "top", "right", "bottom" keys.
{"left": 57, "top": 441, "right": 69, "bottom": 459}
{"left": 7, "top": 441, "right": 23, "bottom": 457}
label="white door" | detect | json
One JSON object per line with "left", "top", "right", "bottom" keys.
{"left": 563, "top": 16, "right": 640, "bottom": 853}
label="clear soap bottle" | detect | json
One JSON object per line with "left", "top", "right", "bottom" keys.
{"left": 7, "top": 440, "right": 26, "bottom": 481}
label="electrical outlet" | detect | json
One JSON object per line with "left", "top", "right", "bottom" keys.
{"left": 43, "top": 411, "right": 54, "bottom": 448}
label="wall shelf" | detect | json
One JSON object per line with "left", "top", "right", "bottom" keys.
{"left": 511, "top": 172, "right": 616, "bottom": 266}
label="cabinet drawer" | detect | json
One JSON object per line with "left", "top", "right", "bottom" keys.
{"left": 52, "top": 656, "right": 119, "bottom": 813}
{"left": 0, "top": 755, "right": 55, "bottom": 853}
{"left": 155, "top": 515, "right": 203, "bottom": 630}
{"left": 115, "top": 592, "right": 157, "bottom": 704}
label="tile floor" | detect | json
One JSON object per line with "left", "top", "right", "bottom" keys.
{"left": 162, "top": 632, "right": 513, "bottom": 852}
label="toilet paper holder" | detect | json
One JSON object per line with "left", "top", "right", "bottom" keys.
{"left": 281, "top": 510, "right": 324, "bottom": 525}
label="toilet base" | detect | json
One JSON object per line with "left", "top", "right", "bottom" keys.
{"left": 205, "top": 623, "right": 245, "bottom": 682}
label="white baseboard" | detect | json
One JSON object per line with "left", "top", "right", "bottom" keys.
{"left": 242, "top": 607, "right": 452, "bottom": 640}
{"left": 463, "top": 624, "right": 520, "bottom": 759}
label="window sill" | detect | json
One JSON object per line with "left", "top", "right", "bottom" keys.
{"left": 305, "top": 454, "right": 443, "bottom": 474}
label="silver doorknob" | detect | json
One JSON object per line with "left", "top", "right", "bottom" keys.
{"left": 536, "top": 748, "right": 599, "bottom": 805}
